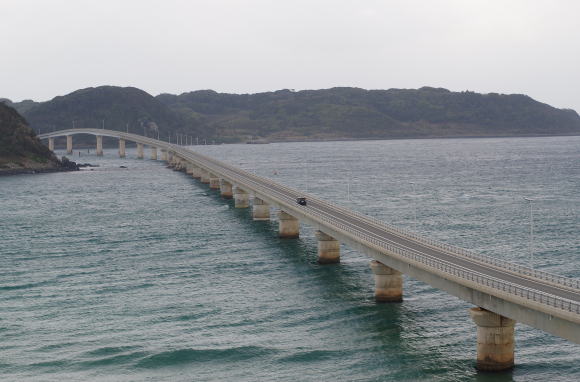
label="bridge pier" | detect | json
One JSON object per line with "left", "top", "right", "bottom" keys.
{"left": 470, "top": 308, "right": 516, "bottom": 371}
{"left": 161, "top": 149, "right": 167, "bottom": 161}
{"left": 151, "top": 147, "right": 157, "bottom": 160}
{"left": 209, "top": 173, "right": 220, "bottom": 189}
{"left": 220, "top": 180, "right": 233, "bottom": 199}
{"left": 315, "top": 231, "right": 340, "bottom": 264}
{"left": 369, "top": 260, "right": 403, "bottom": 302}
{"left": 119, "top": 139, "right": 126, "bottom": 158}
{"left": 234, "top": 187, "right": 249, "bottom": 208}
{"left": 48, "top": 137, "right": 54, "bottom": 151}
{"left": 200, "top": 169, "right": 210, "bottom": 184}
{"left": 137, "top": 143, "right": 144, "bottom": 159}
{"left": 192, "top": 166, "right": 201, "bottom": 178}
{"left": 252, "top": 197, "right": 270, "bottom": 220}
{"left": 278, "top": 211, "right": 299, "bottom": 238}
{"left": 96, "top": 135, "right": 103, "bottom": 156}
{"left": 186, "top": 163, "right": 194, "bottom": 175}
{"left": 168, "top": 151, "right": 173, "bottom": 162}
{"left": 66, "top": 135, "right": 73, "bottom": 154}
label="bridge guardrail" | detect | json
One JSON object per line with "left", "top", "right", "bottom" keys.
{"left": 176, "top": 149, "right": 580, "bottom": 316}
{"left": 40, "top": 130, "right": 580, "bottom": 315}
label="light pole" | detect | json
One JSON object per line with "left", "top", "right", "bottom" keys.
{"left": 523, "top": 197, "right": 534, "bottom": 268}
{"left": 347, "top": 168, "right": 351, "bottom": 202}
{"left": 410, "top": 182, "right": 417, "bottom": 231}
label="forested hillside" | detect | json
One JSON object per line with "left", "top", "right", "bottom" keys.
{"left": 158, "top": 87, "right": 580, "bottom": 141}
{"left": 6, "top": 86, "right": 580, "bottom": 143}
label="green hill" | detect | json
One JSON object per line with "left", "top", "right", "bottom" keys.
{"left": 8, "top": 86, "right": 580, "bottom": 143}
{"left": 22, "top": 86, "right": 205, "bottom": 143}
{"left": 157, "top": 87, "right": 580, "bottom": 141}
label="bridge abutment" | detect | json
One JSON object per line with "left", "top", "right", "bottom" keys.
{"left": 234, "top": 187, "right": 249, "bottom": 208}
{"left": 252, "top": 197, "right": 270, "bottom": 220}
{"left": 66, "top": 135, "right": 73, "bottom": 154}
{"left": 119, "top": 139, "right": 126, "bottom": 158}
{"left": 278, "top": 211, "right": 299, "bottom": 238}
{"left": 209, "top": 173, "right": 220, "bottom": 189}
{"left": 369, "top": 260, "right": 403, "bottom": 302}
{"left": 220, "top": 180, "right": 233, "bottom": 199}
{"left": 96, "top": 135, "right": 103, "bottom": 156}
{"left": 315, "top": 231, "right": 340, "bottom": 264}
{"left": 137, "top": 143, "right": 144, "bottom": 159}
{"left": 48, "top": 137, "right": 54, "bottom": 151}
{"left": 470, "top": 307, "right": 516, "bottom": 372}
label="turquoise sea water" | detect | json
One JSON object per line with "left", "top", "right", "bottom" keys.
{"left": 1, "top": 136, "right": 579, "bottom": 381}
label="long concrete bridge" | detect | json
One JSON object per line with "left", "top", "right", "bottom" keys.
{"left": 39, "top": 128, "right": 580, "bottom": 371}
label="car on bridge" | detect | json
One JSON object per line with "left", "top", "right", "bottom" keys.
{"left": 296, "top": 197, "right": 307, "bottom": 206}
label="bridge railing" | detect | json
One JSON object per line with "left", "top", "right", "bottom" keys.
{"left": 301, "top": 203, "right": 580, "bottom": 316}
{"left": 174, "top": 149, "right": 580, "bottom": 315}
{"left": 228, "top": 167, "right": 580, "bottom": 292}
{"left": 173, "top": 146, "right": 580, "bottom": 293}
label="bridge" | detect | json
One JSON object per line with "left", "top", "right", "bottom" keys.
{"left": 39, "top": 128, "right": 580, "bottom": 371}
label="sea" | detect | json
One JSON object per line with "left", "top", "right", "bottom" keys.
{"left": 1, "top": 136, "right": 579, "bottom": 381}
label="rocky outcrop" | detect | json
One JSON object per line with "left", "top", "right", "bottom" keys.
{"left": 0, "top": 102, "right": 78, "bottom": 175}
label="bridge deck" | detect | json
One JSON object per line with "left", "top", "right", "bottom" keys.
{"left": 39, "top": 129, "right": 580, "bottom": 342}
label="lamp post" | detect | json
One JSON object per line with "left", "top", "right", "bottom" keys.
{"left": 347, "top": 168, "right": 351, "bottom": 202}
{"left": 523, "top": 197, "right": 534, "bottom": 268}
{"left": 410, "top": 182, "right": 417, "bottom": 231}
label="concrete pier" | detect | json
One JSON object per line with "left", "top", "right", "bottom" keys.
{"left": 66, "top": 135, "right": 72, "bottom": 154}
{"left": 315, "top": 231, "right": 340, "bottom": 264}
{"left": 220, "top": 180, "right": 233, "bottom": 199}
{"left": 48, "top": 137, "right": 54, "bottom": 151}
{"left": 200, "top": 170, "right": 210, "bottom": 184}
{"left": 470, "top": 308, "right": 516, "bottom": 371}
{"left": 252, "top": 197, "right": 270, "bottom": 220}
{"left": 234, "top": 187, "right": 249, "bottom": 208}
{"left": 278, "top": 211, "right": 299, "bottom": 238}
{"left": 119, "top": 139, "right": 126, "bottom": 158}
{"left": 369, "top": 260, "right": 403, "bottom": 302}
{"left": 192, "top": 166, "right": 201, "bottom": 179}
{"left": 186, "top": 163, "right": 194, "bottom": 175}
{"left": 167, "top": 151, "right": 173, "bottom": 162}
{"left": 161, "top": 149, "right": 167, "bottom": 161}
{"left": 137, "top": 143, "right": 144, "bottom": 159}
{"left": 209, "top": 173, "right": 220, "bottom": 189}
{"left": 96, "top": 135, "right": 103, "bottom": 156}
{"left": 151, "top": 146, "right": 157, "bottom": 160}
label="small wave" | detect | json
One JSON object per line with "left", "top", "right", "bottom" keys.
{"left": 80, "top": 351, "right": 149, "bottom": 367}
{"left": 278, "top": 349, "right": 343, "bottom": 363}
{"left": 0, "top": 280, "right": 52, "bottom": 291}
{"left": 136, "top": 346, "right": 274, "bottom": 368}
{"left": 84, "top": 345, "right": 140, "bottom": 357}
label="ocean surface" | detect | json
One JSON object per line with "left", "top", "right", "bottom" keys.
{"left": 1, "top": 136, "right": 579, "bottom": 381}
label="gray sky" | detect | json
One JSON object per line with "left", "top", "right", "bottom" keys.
{"left": 2, "top": 0, "right": 579, "bottom": 111}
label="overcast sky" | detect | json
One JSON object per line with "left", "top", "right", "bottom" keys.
{"left": 1, "top": 0, "right": 579, "bottom": 111}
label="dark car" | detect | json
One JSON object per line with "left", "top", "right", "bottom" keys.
{"left": 296, "top": 197, "right": 307, "bottom": 206}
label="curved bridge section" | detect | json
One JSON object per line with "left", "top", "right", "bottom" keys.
{"left": 40, "top": 128, "right": 580, "bottom": 371}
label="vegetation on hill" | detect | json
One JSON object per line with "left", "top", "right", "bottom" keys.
{"left": 22, "top": 86, "right": 205, "bottom": 142}
{"left": 4, "top": 86, "right": 579, "bottom": 144}
{"left": 157, "top": 87, "right": 580, "bottom": 141}
{"left": 0, "top": 103, "right": 66, "bottom": 174}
